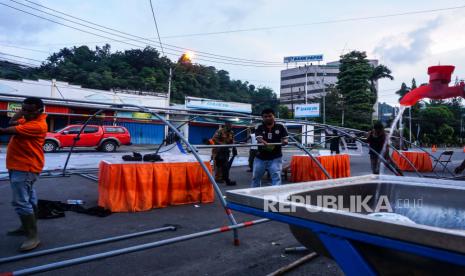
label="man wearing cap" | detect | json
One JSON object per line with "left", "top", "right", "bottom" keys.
{"left": 211, "top": 121, "right": 237, "bottom": 186}
{"left": 2, "top": 97, "right": 47, "bottom": 251}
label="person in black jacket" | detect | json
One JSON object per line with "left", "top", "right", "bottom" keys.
{"left": 329, "top": 130, "right": 341, "bottom": 154}
{"left": 367, "top": 122, "right": 386, "bottom": 174}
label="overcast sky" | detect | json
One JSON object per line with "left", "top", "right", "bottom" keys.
{"left": 1, "top": 0, "right": 465, "bottom": 106}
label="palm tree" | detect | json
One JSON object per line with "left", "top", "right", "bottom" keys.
{"left": 370, "top": 64, "right": 394, "bottom": 120}
{"left": 370, "top": 64, "right": 394, "bottom": 100}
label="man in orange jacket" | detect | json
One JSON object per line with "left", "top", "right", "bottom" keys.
{"left": 2, "top": 97, "right": 47, "bottom": 251}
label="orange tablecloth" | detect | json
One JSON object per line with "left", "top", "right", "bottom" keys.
{"left": 291, "top": 154, "right": 351, "bottom": 182}
{"left": 391, "top": 151, "right": 433, "bottom": 172}
{"left": 98, "top": 161, "right": 214, "bottom": 212}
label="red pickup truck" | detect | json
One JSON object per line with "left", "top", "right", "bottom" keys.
{"left": 43, "top": 125, "right": 131, "bottom": 152}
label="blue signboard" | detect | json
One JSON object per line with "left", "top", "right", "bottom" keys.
{"left": 283, "top": 55, "right": 323, "bottom": 63}
{"left": 185, "top": 96, "right": 252, "bottom": 114}
{"left": 294, "top": 103, "right": 320, "bottom": 118}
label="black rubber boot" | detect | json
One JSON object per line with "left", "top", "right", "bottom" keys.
{"left": 19, "top": 214, "right": 40, "bottom": 252}
{"left": 225, "top": 179, "right": 236, "bottom": 186}
{"left": 7, "top": 223, "right": 26, "bottom": 236}
{"left": 9, "top": 205, "right": 39, "bottom": 236}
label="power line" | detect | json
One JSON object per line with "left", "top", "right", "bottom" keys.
{"left": 54, "top": 85, "right": 66, "bottom": 99}
{"left": 0, "top": 43, "right": 50, "bottom": 54}
{"left": 18, "top": 0, "right": 283, "bottom": 66}
{"left": 0, "top": 52, "right": 43, "bottom": 63}
{"left": 161, "top": 5, "right": 465, "bottom": 38}
{"left": 0, "top": 57, "right": 38, "bottom": 67}
{"left": 0, "top": 61, "right": 32, "bottom": 72}
{"left": 2, "top": 1, "right": 285, "bottom": 68}
{"left": 0, "top": 65, "right": 32, "bottom": 76}
{"left": 148, "top": 0, "right": 164, "bottom": 56}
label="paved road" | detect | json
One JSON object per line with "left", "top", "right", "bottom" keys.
{"left": 0, "top": 146, "right": 464, "bottom": 275}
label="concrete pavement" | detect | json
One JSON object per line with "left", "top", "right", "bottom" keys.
{"left": 1, "top": 146, "right": 464, "bottom": 275}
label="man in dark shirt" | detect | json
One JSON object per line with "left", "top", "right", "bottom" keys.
{"left": 252, "top": 108, "right": 289, "bottom": 187}
{"left": 329, "top": 130, "right": 341, "bottom": 154}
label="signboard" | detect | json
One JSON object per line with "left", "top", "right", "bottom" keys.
{"left": 294, "top": 103, "right": 320, "bottom": 118}
{"left": 7, "top": 102, "right": 22, "bottom": 117}
{"left": 116, "top": 111, "right": 155, "bottom": 120}
{"left": 185, "top": 96, "right": 252, "bottom": 114}
{"left": 132, "top": 112, "right": 152, "bottom": 120}
{"left": 283, "top": 54, "right": 323, "bottom": 64}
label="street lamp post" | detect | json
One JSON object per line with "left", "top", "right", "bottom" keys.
{"left": 322, "top": 71, "right": 326, "bottom": 124}
{"left": 409, "top": 107, "right": 412, "bottom": 145}
{"left": 291, "top": 85, "right": 294, "bottom": 118}
{"left": 164, "top": 52, "right": 193, "bottom": 140}
{"left": 305, "top": 65, "right": 308, "bottom": 105}
{"left": 461, "top": 114, "right": 465, "bottom": 144}
{"left": 164, "top": 67, "right": 173, "bottom": 141}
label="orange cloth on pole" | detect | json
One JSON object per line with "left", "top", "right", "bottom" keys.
{"left": 391, "top": 151, "right": 433, "bottom": 172}
{"left": 98, "top": 161, "right": 214, "bottom": 212}
{"left": 290, "top": 154, "right": 351, "bottom": 182}
{"left": 7, "top": 114, "right": 48, "bottom": 173}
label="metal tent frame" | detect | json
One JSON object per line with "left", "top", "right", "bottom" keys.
{"left": 0, "top": 92, "right": 453, "bottom": 274}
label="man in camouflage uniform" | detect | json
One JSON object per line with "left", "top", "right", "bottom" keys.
{"left": 211, "top": 121, "right": 237, "bottom": 186}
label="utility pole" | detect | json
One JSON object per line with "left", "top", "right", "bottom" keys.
{"left": 167, "top": 67, "right": 172, "bottom": 104}
{"left": 51, "top": 79, "right": 56, "bottom": 98}
{"left": 165, "top": 67, "right": 172, "bottom": 141}
{"left": 291, "top": 85, "right": 294, "bottom": 118}
{"left": 322, "top": 71, "right": 326, "bottom": 124}
{"left": 304, "top": 65, "right": 309, "bottom": 146}
{"left": 399, "top": 108, "right": 404, "bottom": 150}
{"left": 341, "top": 107, "right": 344, "bottom": 126}
{"left": 409, "top": 107, "right": 412, "bottom": 145}
{"left": 323, "top": 96, "right": 326, "bottom": 124}
{"left": 461, "top": 114, "right": 464, "bottom": 144}
{"left": 304, "top": 65, "right": 308, "bottom": 105}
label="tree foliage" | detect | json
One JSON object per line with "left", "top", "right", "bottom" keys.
{"left": 278, "top": 105, "right": 292, "bottom": 119}
{"left": 395, "top": 82, "right": 410, "bottom": 101}
{"left": 2, "top": 44, "right": 279, "bottom": 115}
{"left": 370, "top": 64, "right": 393, "bottom": 101}
{"left": 392, "top": 78, "right": 463, "bottom": 146}
{"left": 417, "top": 106, "right": 455, "bottom": 145}
{"left": 0, "top": 61, "right": 35, "bottom": 80}
{"left": 336, "top": 51, "right": 376, "bottom": 130}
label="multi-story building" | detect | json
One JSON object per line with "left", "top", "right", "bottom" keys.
{"left": 279, "top": 61, "right": 338, "bottom": 109}
{"left": 279, "top": 60, "right": 379, "bottom": 111}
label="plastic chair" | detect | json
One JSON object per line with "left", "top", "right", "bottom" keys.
{"left": 432, "top": 150, "right": 454, "bottom": 172}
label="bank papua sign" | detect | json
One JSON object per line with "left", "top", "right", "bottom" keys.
{"left": 185, "top": 96, "right": 252, "bottom": 114}
{"left": 283, "top": 54, "right": 323, "bottom": 63}
{"left": 294, "top": 103, "right": 320, "bottom": 118}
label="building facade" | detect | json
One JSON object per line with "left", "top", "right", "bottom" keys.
{"left": 279, "top": 60, "right": 379, "bottom": 111}
{"left": 280, "top": 62, "right": 339, "bottom": 109}
{"left": 0, "top": 78, "right": 169, "bottom": 144}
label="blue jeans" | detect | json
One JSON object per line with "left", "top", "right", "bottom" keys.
{"left": 9, "top": 170, "right": 39, "bottom": 216}
{"left": 251, "top": 157, "right": 283, "bottom": 187}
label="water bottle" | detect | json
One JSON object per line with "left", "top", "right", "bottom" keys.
{"left": 67, "top": 199, "right": 84, "bottom": 205}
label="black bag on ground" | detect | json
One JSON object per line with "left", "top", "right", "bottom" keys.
{"left": 122, "top": 152, "right": 143, "bottom": 161}
{"left": 37, "top": 199, "right": 66, "bottom": 219}
{"left": 37, "top": 199, "right": 112, "bottom": 219}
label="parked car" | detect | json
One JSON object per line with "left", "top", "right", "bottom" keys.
{"left": 43, "top": 125, "right": 131, "bottom": 152}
